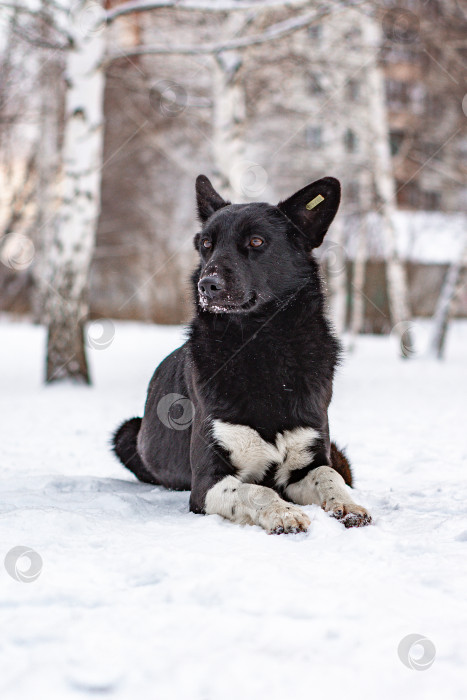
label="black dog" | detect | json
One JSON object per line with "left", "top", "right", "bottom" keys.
{"left": 113, "top": 175, "right": 371, "bottom": 533}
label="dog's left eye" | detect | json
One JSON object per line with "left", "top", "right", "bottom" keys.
{"left": 249, "top": 237, "right": 264, "bottom": 248}
{"left": 202, "top": 239, "right": 212, "bottom": 249}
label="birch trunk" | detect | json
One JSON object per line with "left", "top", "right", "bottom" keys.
{"left": 327, "top": 216, "right": 347, "bottom": 336}
{"left": 349, "top": 169, "right": 372, "bottom": 350}
{"left": 44, "top": 1, "right": 106, "bottom": 383}
{"left": 348, "top": 220, "right": 368, "bottom": 349}
{"left": 210, "top": 14, "right": 253, "bottom": 200}
{"left": 211, "top": 52, "right": 247, "bottom": 201}
{"left": 361, "top": 15, "right": 414, "bottom": 357}
{"left": 428, "top": 236, "right": 467, "bottom": 359}
{"left": 33, "top": 52, "right": 61, "bottom": 323}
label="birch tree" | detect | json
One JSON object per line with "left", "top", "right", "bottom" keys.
{"left": 348, "top": 169, "right": 372, "bottom": 349}
{"left": 32, "top": 3, "right": 63, "bottom": 323}
{"left": 326, "top": 210, "right": 347, "bottom": 336}
{"left": 43, "top": 0, "right": 106, "bottom": 383}
{"left": 360, "top": 13, "right": 414, "bottom": 357}
{"left": 428, "top": 235, "right": 467, "bottom": 359}
{"left": 211, "top": 45, "right": 246, "bottom": 199}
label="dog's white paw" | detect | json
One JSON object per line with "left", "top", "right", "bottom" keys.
{"left": 324, "top": 500, "right": 372, "bottom": 528}
{"left": 258, "top": 502, "right": 310, "bottom": 534}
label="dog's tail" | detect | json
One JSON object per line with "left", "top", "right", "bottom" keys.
{"left": 112, "top": 418, "right": 159, "bottom": 484}
{"left": 330, "top": 442, "right": 353, "bottom": 487}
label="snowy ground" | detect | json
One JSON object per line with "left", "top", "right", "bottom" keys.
{"left": 1, "top": 317, "right": 466, "bottom": 700}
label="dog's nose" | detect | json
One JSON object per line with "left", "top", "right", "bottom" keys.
{"left": 198, "top": 275, "right": 225, "bottom": 300}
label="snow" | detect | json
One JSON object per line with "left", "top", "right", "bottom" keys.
{"left": 1, "top": 317, "right": 467, "bottom": 699}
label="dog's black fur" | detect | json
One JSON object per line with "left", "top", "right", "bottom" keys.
{"left": 113, "top": 175, "right": 354, "bottom": 517}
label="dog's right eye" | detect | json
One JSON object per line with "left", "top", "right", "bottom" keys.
{"left": 202, "top": 239, "right": 212, "bottom": 249}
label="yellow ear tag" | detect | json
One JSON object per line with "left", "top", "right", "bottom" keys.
{"left": 306, "top": 194, "right": 324, "bottom": 210}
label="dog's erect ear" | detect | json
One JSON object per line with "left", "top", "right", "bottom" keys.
{"left": 196, "top": 174, "right": 229, "bottom": 223}
{"left": 278, "top": 177, "right": 341, "bottom": 249}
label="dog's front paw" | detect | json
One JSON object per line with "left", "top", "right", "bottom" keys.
{"left": 259, "top": 502, "right": 310, "bottom": 535}
{"left": 325, "top": 501, "right": 372, "bottom": 528}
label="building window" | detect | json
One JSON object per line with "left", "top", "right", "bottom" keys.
{"left": 386, "top": 79, "right": 410, "bottom": 110}
{"left": 305, "top": 126, "right": 323, "bottom": 149}
{"left": 398, "top": 184, "right": 442, "bottom": 211}
{"left": 308, "top": 74, "right": 324, "bottom": 95}
{"left": 423, "top": 190, "right": 442, "bottom": 210}
{"left": 425, "top": 93, "right": 443, "bottom": 118}
{"left": 417, "top": 142, "right": 441, "bottom": 162}
{"left": 347, "top": 181, "right": 360, "bottom": 205}
{"left": 307, "top": 25, "right": 322, "bottom": 42}
{"left": 390, "top": 130, "right": 405, "bottom": 156}
{"left": 344, "top": 129, "right": 358, "bottom": 153}
{"left": 397, "top": 181, "right": 420, "bottom": 209}
{"left": 346, "top": 79, "right": 360, "bottom": 102}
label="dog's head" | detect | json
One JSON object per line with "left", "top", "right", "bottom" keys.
{"left": 193, "top": 174, "right": 341, "bottom": 314}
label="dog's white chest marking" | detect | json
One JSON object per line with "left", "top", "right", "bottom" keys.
{"left": 212, "top": 420, "right": 319, "bottom": 485}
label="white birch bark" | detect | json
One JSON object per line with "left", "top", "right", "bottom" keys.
{"left": 210, "top": 13, "right": 259, "bottom": 200}
{"left": 211, "top": 51, "right": 247, "bottom": 201}
{"left": 44, "top": 0, "right": 106, "bottom": 383}
{"left": 348, "top": 169, "right": 372, "bottom": 350}
{"left": 348, "top": 218, "right": 367, "bottom": 344}
{"left": 428, "top": 235, "right": 467, "bottom": 359}
{"left": 327, "top": 216, "right": 347, "bottom": 336}
{"left": 361, "top": 14, "right": 414, "bottom": 357}
{"left": 33, "top": 49, "right": 61, "bottom": 323}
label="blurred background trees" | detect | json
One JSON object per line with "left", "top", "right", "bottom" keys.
{"left": 0, "top": 0, "right": 466, "bottom": 382}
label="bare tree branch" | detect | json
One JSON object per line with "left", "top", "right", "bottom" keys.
{"left": 0, "top": 0, "right": 69, "bottom": 14}
{"left": 106, "top": 2, "right": 366, "bottom": 61}
{"left": 9, "top": 23, "right": 70, "bottom": 51}
{"left": 2, "top": 2, "right": 72, "bottom": 48}
{"left": 106, "top": 0, "right": 310, "bottom": 23}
